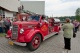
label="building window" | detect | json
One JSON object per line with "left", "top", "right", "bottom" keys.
{"left": 0, "top": 9, "right": 5, "bottom": 18}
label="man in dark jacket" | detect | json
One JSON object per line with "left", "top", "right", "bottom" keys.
{"left": 3, "top": 18, "right": 10, "bottom": 33}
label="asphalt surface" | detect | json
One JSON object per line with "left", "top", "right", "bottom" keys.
{"left": 0, "top": 30, "right": 80, "bottom": 53}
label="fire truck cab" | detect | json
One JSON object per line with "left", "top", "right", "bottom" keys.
{"left": 6, "top": 13, "right": 61, "bottom": 51}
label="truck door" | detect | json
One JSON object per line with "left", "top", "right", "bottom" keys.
{"left": 53, "top": 23, "right": 60, "bottom": 32}
{"left": 40, "top": 22, "right": 48, "bottom": 36}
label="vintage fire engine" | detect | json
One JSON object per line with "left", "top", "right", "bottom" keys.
{"left": 6, "top": 13, "right": 61, "bottom": 51}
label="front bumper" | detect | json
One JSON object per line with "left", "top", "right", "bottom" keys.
{"left": 14, "top": 42, "right": 27, "bottom": 46}
{"left": 8, "top": 39, "right": 27, "bottom": 46}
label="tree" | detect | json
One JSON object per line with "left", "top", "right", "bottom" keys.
{"left": 75, "top": 8, "right": 80, "bottom": 22}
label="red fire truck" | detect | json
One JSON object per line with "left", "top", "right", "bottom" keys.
{"left": 6, "top": 13, "right": 61, "bottom": 51}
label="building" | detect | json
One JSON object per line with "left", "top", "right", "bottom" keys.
{"left": 0, "top": 0, "right": 20, "bottom": 18}
{"left": 20, "top": 1, "right": 45, "bottom": 15}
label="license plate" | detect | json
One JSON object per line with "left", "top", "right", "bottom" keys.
{"left": 8, "top": 41, "right": 14, "bottom": 45}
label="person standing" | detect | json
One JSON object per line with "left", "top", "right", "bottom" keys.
{"left": 3, "top": 18, "right": 10, "bottom": 33}
{"left": 73, "top": 20, "right": 79, "bottom": 33}
{"left": 62, "top": 18, "right": 74, "bottom": 51}
{"left": 6, "top": 17, "right": 11, "bottom": 26}
{"left": 41, "top": 15, "right": 49, "bottom": 23}
{"left": 13, "top": 18, "right": 17, "bottom": 22}
{"left": 77, "top": 21, "right": 80, "bottom": 31}
{"left": 0, "top": 15, "right": 4, "bottom": 33}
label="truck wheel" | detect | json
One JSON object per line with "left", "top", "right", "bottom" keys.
{"left": 55, "top": 33, "right": 59, "bottom": 35}
{"left": 28, "top": 34, "right": 41, "bottom": 51}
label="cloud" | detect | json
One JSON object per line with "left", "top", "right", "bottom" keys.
{"left": 20, "top": 0, "right": 80, "bottom": 17}
{"left": 62, "top": 0, "right": 80, "bottom": 2}
{"left": 21, "top": 0, "right": 44, "bottom": 1}
{"left": 45, "top": 1, "right": 80, "bottom": 16}
{"left": 46, "top": 1, "right": 80, "bottom": 11}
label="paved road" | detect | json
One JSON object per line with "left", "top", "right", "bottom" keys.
{"left": 0, "top": 31, "right": 80, "bottom": 53}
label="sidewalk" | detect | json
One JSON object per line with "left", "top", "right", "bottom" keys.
{"left": 62, "top": 31, "right": 80, "bottom": 53}
{"left": 0, "top": 30, "right": 80, "bottom": 53}
{"left": 71, "top": 31, "right": 80, "bottom": 53}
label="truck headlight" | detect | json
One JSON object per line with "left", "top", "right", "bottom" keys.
{"left": 20, "top": 28, "right": 24, "bottom": 34}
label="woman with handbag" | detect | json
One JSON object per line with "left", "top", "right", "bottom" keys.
{"left": 62, "top": 18, "right": 74, "bottom": 51}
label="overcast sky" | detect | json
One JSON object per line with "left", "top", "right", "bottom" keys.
{"left": 20, "top": 0, "right": 80, "bottom": 17}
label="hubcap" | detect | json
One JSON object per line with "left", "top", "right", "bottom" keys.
{"left": 32, "top": 36, "right": 40, "bottom": 48}
{"left": 35, "top": 40, "right": 38, "bottom": 44}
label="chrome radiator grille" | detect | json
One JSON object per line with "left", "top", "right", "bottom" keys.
{"left": 12, "top": 25, "right": 18, "bottom": 39}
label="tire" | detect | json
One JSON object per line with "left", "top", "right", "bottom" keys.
{"left": 55, "top": 33, "right": 59, "bottom": 35}
{"left": 27, "top": 34, "right": 41, "bottom": 51}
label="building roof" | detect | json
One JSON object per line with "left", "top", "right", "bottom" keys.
{"left": 0, "top": 6, "right": 12, "bottom": 12}
{"left": 0, "top": 0, "right": 20, "bottom": 12}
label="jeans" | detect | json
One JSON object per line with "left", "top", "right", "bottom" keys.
{"left": 0, "top": 27, "right": 3, "bottom": 33}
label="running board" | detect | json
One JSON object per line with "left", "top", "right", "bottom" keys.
{"left": 44, "top": 32, "right": 58, "bottom": 41}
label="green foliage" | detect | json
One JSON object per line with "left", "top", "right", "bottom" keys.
{"left": 75, "top": 8, "right": 80, "bottom": 22}
{"left": 0, "top": 33, "right": 5, "bottom": 37}
{"left": 76, "top": 15, "right": 80, "bottom": 22}
{"left": 54, "top": 16, "right": 76, "bottom": 22}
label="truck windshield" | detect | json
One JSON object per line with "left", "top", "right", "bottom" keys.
{"left": 28, "top": 15, "right": 40, "bottom": 21}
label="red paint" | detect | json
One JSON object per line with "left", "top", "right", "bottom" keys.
{"left": 6, "top": 30, "right": 12, "bottom": 38}
{"left": 7, "top": 14, "right": 61, "bottom": 44}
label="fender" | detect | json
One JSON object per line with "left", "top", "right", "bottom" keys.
{"left": 24, "top": 29, "right": 44, "bottom": 42}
